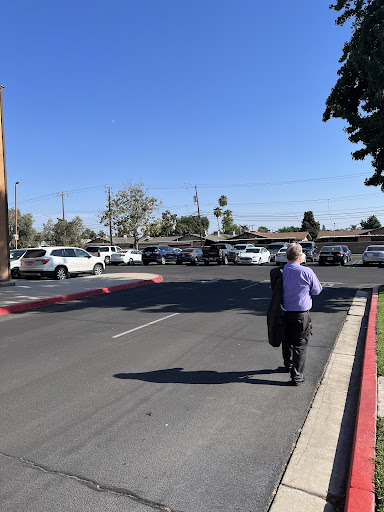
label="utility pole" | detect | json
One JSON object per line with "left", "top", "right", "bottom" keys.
{"left": 15, "top": 181, "right": 19, "bottom": 249}
{"left": 108, "top": 186, "right": 113, "bottom": 245}
{"left": 0, "top": 85, "right": 13, "bottom": 285}
{"left": 194, "top": 185, "right": 203, "bottom": 245}
{"left": 57, "top": 192, "right": 69, "bottom": 220}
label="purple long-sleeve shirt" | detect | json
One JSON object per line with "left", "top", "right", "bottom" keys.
{"left": 282, "top": 261, "right": 322, "bottom": 311}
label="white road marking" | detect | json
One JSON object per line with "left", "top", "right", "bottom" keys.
{"left": 200, "top": 279, "right": 221, "bottom": 284}
{"left": 320, "top": 282, "right": 343, "bottom": 288}
{"left": 241, "top": 280, "right": 269, "bottom": 291}
{"left": 113, "top": 313, "right": 180, "bottom": 339}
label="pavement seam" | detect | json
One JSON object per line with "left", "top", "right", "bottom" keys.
{"left": 0, "top": 451, "right": 182, "bottom": 512}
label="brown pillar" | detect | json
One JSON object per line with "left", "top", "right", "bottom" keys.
{"left": 0, "top": 86, "right": 13, "bottom": 286}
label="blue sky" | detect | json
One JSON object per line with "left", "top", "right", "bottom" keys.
{"left": 2, "top": 0, "right": 380, "bottom": 234}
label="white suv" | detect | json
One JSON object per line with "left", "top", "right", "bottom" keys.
{"left": 20, "top": 247, "right": 105, "bottom": 280}
{"left": 85, "top": 245, "right": 122, "bottom": 265}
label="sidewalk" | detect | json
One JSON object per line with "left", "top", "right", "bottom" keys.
{"left": 0, "top": 272, "right": 163, "bottom": 315}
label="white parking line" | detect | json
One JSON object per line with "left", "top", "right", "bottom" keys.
{"left": 240, "top": 279, "right": 269, "bottom": 291}
{"left": 113, "top": 313, "right": 180, "bottom": 339}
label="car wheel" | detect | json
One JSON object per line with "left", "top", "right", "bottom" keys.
{"left": 176, "top": 260, "right": 182, "bottom": 265}
{"left": 204, "top": 261, "right": 209, "bottom": 265}
{"left": 267, "top": 257, "right": 271, "bottom": 263}
{"left": 223, "top": 255, "right": 228, "bottom": 265}
{"left": 341, "top": 257, "right": 345, "bottom": 266}
{"left": 92, "top": 263, "right": 103, "bottom": 275}
{"left": 104, "top": 256, "right": 110, "bottom": 265}
{"left": 160, "top": 256, "right": 166, "bottom": 265}
{"left": 143, "top": 261, "right": 150, "bottom": 265}
{"left": 128, "top": 258, "right": 134, "bottom": 266}
{"left": 258, "top": 258, "right": 262, "bottom": 266}
{"left": 11, "top": 267, "right": 21, "bottom": 279}
{"left": 54, "top": 266, "right": 67, "bottom": 280}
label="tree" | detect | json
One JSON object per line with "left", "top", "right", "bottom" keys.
{"left": 175, "top": 215, "right": 209, "bottom": 236}
{"left": 159, "top": 210, "right": 178, "bottom": 236}
{"left": 360, "top": 215, "right": 381, "bottom": 229}
{"left": 222, "top": 210, "right": 237, "bottom": 234}
{"left": 8, "top": 209, "right": 37, "bottom": 248}
{"left": 40, "top": 216, "right": 86, "bottom": 246}
{"left": 213, "top": 207, "right": 222, "bottom": 231}
{"left": 301, "top": 211, "right": 320, "bottom": 240}
{"left": 257, "top": 226, "right": 270, "bottom": 233}
{"left": 237, "top": 224, "right": 249, "bottom": 234}
{"left": 323, "top": 1, "right": 384, "bottom": 188}
{"left": 277, "top": 226, "right": 300, "bottom": 233}
{"left": 82, "top": 228, "right": 97, "bottom": 240}
{"left": 99, "top": 182, "right": 161, "bottom": 248}
{"left": 218, "top": 195, "right": 228, "bottom": 207}
{"left": 349, "top": 224, "right": 359, "bottom": 230}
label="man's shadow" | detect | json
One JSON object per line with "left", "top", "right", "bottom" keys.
{"left": 114, "top": 367, "right": 290, "bottom": 386}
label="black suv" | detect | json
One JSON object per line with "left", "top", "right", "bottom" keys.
{"left": 298, "top": 241, "right": 319, "bottom": 262}
{"left": 142, "top": 246, "right": 178, "bottom": 265}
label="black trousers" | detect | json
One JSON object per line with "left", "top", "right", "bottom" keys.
{"left": 282, "top": 311, "right": 311, "bottom": 383}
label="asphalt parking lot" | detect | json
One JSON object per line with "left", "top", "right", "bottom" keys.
{"left": 0, "top": 254, "right": 381, "bottom": 512}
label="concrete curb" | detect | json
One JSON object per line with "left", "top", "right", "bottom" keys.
{"left": 344, "top": 286, "right": 378, "bottom": 512}
{"left": 0, "top": 275, "right": 163, "bottom": 316}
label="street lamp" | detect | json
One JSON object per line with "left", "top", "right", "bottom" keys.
{"left": 15, "top": 181, "right": 19, "bottom": 249}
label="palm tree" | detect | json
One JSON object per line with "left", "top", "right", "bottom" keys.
{"left": 213, "top": 207, "right": 222, "bottom": 231}
{"left": 218, "top": 195, "right": 228, "bottom": 208}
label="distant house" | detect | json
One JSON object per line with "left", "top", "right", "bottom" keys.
{"left": 315, "top": 228, "right": 384, "bottom": 253}
{"left": 227, "top": 231, "right": 311, "bottom": 246}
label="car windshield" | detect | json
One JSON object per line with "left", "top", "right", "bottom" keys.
{"left": 321, "top": 246, "right": 342, "bottom": 252}
{"left": 278, "top": 249, "right": 287, "bottom": 254}
{"left": 300, "top": 243, "right": 313, "bottom": 249}
{"left": 10, "top": 249, "right": 26, "bottom": 260}
{"left": 366, "top": 246, "right": 384, "bottom": 251}
{"left": 181, "top": 249, "right": 193, "bottom": 253}
{"left": 235, "top": 245, "right": 246, "bottom": 250}
{"left": 269, "top": 244, "right": 284, "bottom": 250}
{"left": 86, "top": 247, "right": 98, "bottom": 252}
{"left": 245, "top": 248, "right": 260, "bottom": 253}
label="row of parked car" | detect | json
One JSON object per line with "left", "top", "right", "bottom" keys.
{"left": 8, "top": 242, "right": 384, "bottom": 281}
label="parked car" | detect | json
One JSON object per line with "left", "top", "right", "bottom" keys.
{"left": 202, "top": 243, "right": 237, "bottom": 265}
{"left": 237, "top": 247, "right": 270, "bottom": 265}
{"left": 275, "top": 247, "right": 306, "bottom": 266}
{"left": 268, "top": 242, "right": 289, "bottom": 262}
{"left": 84, "top": 245, "right": 122, "bottom": 265}
{"left": 111, "top": 249, "right": 142, "bottom": 266}
{"left": 362, "top": 245, "right": 384, "bottom": 266}
{"left": 233, "top": 244, "right": 256, "bottom": 257}
{"left": 176, "top": 248, "right": 203, "bottom": 265}
{"left": 340, "top": 245, "right": 352, "bottom": 262}
{"left": 141, "top": 246, "right": 178, "bottom": 265}
{"left": 9, "top": 248, "right": 27, "bottom": 278}
{"left": 20, "top": 247, "right": 105, "bottom": 280}
{"left": 318, "top": 246, "right": 348, "bottom": 266}
{"left": 298, "top": 241, "right": 319, "bottom": 262}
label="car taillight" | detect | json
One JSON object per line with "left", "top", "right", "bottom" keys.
{"left": 98, "top": 251, "right": 101, "bottom": 257}
{"left": 39, "top": 259, "right": 50, "bottom": 264}
{"left": 120, "top": 253, "right": 126, "bottom": 256}
{"left": 338, "top": 252, "right": 343, "bottom": 256}
{"left": 219, "top": 250, "right": 222, "bottom": 256}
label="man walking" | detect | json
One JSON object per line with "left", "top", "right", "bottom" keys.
{"left": 280, "top": 243, "right": 322, "bottom": 385}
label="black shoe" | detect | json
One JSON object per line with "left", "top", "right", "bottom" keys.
{"left": 290, "top": 378, "right": 305, "bottom": 386}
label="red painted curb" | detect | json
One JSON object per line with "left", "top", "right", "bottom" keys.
{"left": 0, "top": 275, "right": 163, "bottom": 316}
{"left": 344, "top": 286, "right": 378, "bottom": 512}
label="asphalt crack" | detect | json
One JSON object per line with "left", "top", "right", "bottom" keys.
{"left": 0, "top": 451, "right": 183, "bottom": 511}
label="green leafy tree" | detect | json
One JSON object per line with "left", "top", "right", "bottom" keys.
{"left": 40, "top": 216, "right": 86, "bottom": 246}
{"left": 82, "top": 228, "right": 97, "bottom": 240}
{"left": 277, "top": 226, "right": 300, "bottom": 233}
{"left": 159, "top": 210, "right": 178, "bottom": 236}
{"left": 175, "top": 215, "right": 209, "bottom": 236}
{"left": 213, "top": 207, "right": 222, "bottom": 231}
{"left": 323, "top": 1, "right": 384, "bottom": 187}
{"left": 237, "top": 224, "right": 249, "bottom": 234}
{"left": 99, "top": 182, "right": 161, "bottom": 248}
{"left": 222, "top": 210, "right": 237, "bottom": 234}
{"left": 257, "top": 226, "right": 270, "bottom": 233}
{"left": 218, "top": 195, "right": 228, "bottom": 207}
{"left": 349, "top": 224, "right": 359, "bottom": 230}
{"left": 8, "top": 209, "right": 37, "bottom": 248}
{"left": 301, "top": 211, "right": 320, "bottom": 240}
{"left": 360, "top": 215, "right": 381, "bottom": 229}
